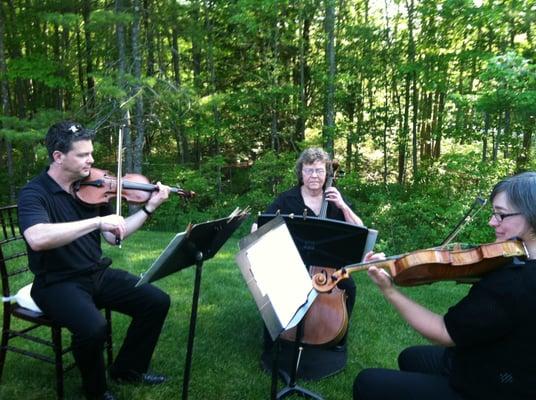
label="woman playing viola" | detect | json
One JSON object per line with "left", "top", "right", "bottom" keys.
{"left": 354, "top": 172, "right": 536, "bottom": 400}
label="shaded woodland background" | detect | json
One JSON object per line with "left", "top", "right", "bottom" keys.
{"left": 0, "top": 0, "right": 535, "bottom": 252}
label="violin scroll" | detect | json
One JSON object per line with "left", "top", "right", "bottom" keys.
{"left": 175, "top": 187, "right": 196, "bottom": 199}
{"left": 312, "top": 268, "right": 349, "bottom": 293}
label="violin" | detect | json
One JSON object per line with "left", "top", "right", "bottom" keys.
{"left": 312, "top": 239, "right": 528, "bottom": 292}
{"left": 71, "top": 167, "right": 195, "bottom": 207}
{"left": 280, "top": 160, "right": 348, "bottom": 346}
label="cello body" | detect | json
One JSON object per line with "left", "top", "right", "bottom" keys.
{"left": 280, "top": 266, "right": 348, "bottom": 346}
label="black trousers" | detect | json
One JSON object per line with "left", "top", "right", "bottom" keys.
{"left": 353, "top": 345, "right": 465, "bottom": 400}
{"left": 32, "top": 268, "right": 170, "bottom": 397}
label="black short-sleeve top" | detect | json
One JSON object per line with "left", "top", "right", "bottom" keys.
{"left": 18, "top": 170, "right": 111, "bottom": 285}
{"left": 264, "top": 185, "right": 347, "bottom": 221}
{"left": 444, "top": 258, "right": 536, "bottom": 400}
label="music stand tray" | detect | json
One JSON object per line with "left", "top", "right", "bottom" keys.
{"left": 257, "top": 213, "right": 377, "bottom": 267}
{"left": 136, "top": 208, "right": 249, "bottom": 400}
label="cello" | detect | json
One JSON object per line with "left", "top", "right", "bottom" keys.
{"left": 280, "top": 160, "right": 349, "bottom": 346}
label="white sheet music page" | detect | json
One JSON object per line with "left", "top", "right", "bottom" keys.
{"left": 246, "top": 223, "right": 312, "bottom": 329}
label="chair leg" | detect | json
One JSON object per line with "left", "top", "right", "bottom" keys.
{"left": 105, "top": 308, "right": 113, "bottom": 367}
{"left": 52, "top": 326, "right": 64, "bottom": 400}
{"left": 0, "top": 309, "right": 11, "bottom": 383}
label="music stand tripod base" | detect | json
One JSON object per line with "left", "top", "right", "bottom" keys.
{"left": 269, "top": 338, "right": 324, "bottom": 400}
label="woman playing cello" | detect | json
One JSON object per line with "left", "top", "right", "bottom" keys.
{"left": 354, "top": 172, "right": 536, "bottom": 400}
{"left": 251, "top": 147, "right": 366, "bottom": 376}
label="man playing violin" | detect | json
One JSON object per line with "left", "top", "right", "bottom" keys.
{"left": 354, "top": 172, "right": 536, "bottom": 400}
{"left": 17, "top": 121, "right": 172, "bottom": 400}
{"left": 252, "top": 147, "right": 365, "bottom": 374}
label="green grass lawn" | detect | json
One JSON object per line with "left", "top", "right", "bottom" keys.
{"left": 0, "top": 229, "right": 469, "bottom": 399}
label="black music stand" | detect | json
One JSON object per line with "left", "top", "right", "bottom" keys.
{"left": 136, "top": 209, "right": 249, "bottom": 400}
{"left": 236, "top": 217, "right": 319, "bottom": 400}
{"left": 239, "top": 215, "right": 375, "bottom": 399}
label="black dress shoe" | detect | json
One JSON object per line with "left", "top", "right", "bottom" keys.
{"left": 110, "top": 371, "right": 167, "bottom": 385}
{"left": 141, "top": 373, "right": 167, "bottom": 385}
{"left": 102, "top": 391, "right": 118, "bottom": 400}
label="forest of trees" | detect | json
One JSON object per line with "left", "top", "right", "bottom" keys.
{"left": 0, "top": 0, "right": 534, "bottom": 244}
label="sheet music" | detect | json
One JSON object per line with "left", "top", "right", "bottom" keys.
{"left": 246, "top": 223, "right": 313, "bottom": 329}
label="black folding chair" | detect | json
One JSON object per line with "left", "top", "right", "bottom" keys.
{"left": 0, "top": 204, "right": 113, "bottom": 399}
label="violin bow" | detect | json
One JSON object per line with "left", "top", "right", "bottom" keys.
{"left": 114, "top": 109, "right": 129, "bottom": 247}
{"left": 440, "top": 196, "right": 487, "bottom": 248}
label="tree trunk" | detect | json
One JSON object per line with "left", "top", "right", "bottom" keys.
{"left": 204, "top": 0, "right": 222, "bottom": 193}
{"left": 482, "top": 111, "right": 489, "bottom": 162}
{"left": 323, "top": 0, "right": 336, "bottom": 156}
{"left": 382, "top": 84, "right": 389, "bottom": 185}
{"left": 406, "top": 0, "right": 418, "bottom": 181}
{"left": 52, "top": 23, "right": 62, "bottom": 110}
{"left": 270, "top": 0, "right": 280, "bottom": 152}
{"left": 0, "top": 2, "right": 15, "bottom": 202}
{"left": 191, "top": 0, "right": 202, "bottom": 166}
{"left": 82, "top": 0, "right": 95, "bottom": 110}
{"left": 295, "top": 7, "right": 312, "bottom": 143}
{"left": 516, "top": 124, "right": 533, "bottom": 172}
{"left": 143, "top": 0, "right": 155, "bottom": 76}
{"left": 503, "top": 109, "right": 511, "bottom": 158}
{"left": 171, "top": 27, "right": 189, "bottom": 164}
{"left": 115, "top": 0, "right": 132, "bottom": 173}
{"left": 75, "top": 25, "right": 86, "bottom": 108}
{"left": 132, "top": 0, "right": 145, "bottom": 176}
{"left": 493, "top": 114, "right": 501, "bottom": 162}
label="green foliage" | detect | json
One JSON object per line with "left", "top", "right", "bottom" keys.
{"left": 88, "top": 10, "right": 133, "bottom": 30}
{"left": 7, "top": 55, "right": 72, "bottom": 89}
{"left": 477, "top": 52, "right": 536, "bottom": 119}
{"left": 39, "top": 12, "right": 81, "bottom": 27}
{"left": 342, "top": 152, "right": 513, "bottom": 255}
{"left": 243, "top": 151, "right": 297, "bottom": 214}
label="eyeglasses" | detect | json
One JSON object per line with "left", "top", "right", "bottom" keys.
{"left": 302, "top": 168, "right": 326, "bottom": 176}
{"left": 491, "top": 212, "right": 522, "bottom": 222}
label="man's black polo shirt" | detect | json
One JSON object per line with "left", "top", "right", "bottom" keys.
{"left": 18, "top": 169, "right": 111, "bottom": 285}
{"left": 444, "top": 259, "right": 536, "bottom": 400}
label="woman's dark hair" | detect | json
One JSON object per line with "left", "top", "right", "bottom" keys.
{"left": 490, "top": 171, "right": 536, "bottom": 234}
{"left": 294, "top": 147, "right": 332, "bottom": 185}
{"left": 45, "top": 121, "right": 95, "bottom": 161}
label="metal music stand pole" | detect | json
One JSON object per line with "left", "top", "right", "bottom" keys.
{"left": 182, "top": 250, "right": 204, "bottom": 400}
{"left": 274, "top": 321, "right": 323, "bottom": 400}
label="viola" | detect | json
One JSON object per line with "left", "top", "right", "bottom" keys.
{"left": 312, "top": 239, "right": 528, "bottom": 292}
{"left": 280, "top": 160, "right": 349, "bottom": 346}
{"left": 71, "top": 167, "right": 195, "bottom": 206}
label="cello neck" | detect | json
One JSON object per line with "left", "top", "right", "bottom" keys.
{"left": 318, "top": 176, "right": 333, "bottom": 219}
